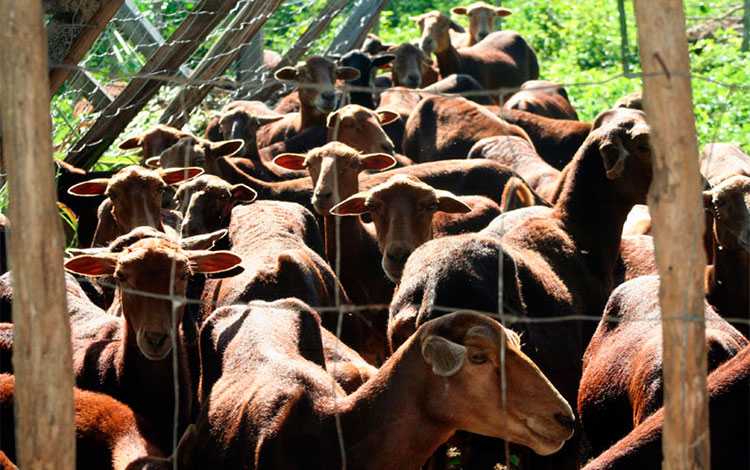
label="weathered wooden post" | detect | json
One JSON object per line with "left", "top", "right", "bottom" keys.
{"left": 633, "top": 0, "right": 711, "bottom": 469}
{"left": 618, "top": 0, "right": 630, "bottom": 74}
{"left": 0, "top": 1, "right": 76, "bottom": 469}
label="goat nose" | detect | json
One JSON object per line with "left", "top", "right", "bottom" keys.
{"left": 386, "top": 249, "right": 411, "bottom": 265}
{"left": 478, "top": 31, "right": 489, "bottom": 40}
{"left": 555, "top": 413, "right": 576, "bottom": 432}
{"left": 144, "top": 332, "right": 168, "bottom": 349}
{"left": 321, "top": 90, "right": 335, "bottom": 101}
{"left": 316, "top": 191, "right": 332, "bottom": 200}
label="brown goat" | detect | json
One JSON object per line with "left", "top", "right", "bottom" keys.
{"left": 503, "top": 80, "right": 579, "bottom": 120}
{"left": 577, "top": 275, "right": 747, "bottom": 456}
{"left": 204, "top": 100, "right": 281, "bottom": 146}
{"left": 412, "top": 11, "right": 538, "bottom": 101}
{"left": 621, "top": 204, "right": 651, "bottom": 236}
{"left": 118, "top": 124, "right": 189, "bottom": 160}
{"left": 326, "top": 104, "right": 400, "bottom": 155}
{"left": 174, "top": 174, "right": 257, "bottom": 237}
{"left": 386, "top": 43, "right": 435, "bottom": 89}
{"left": 700, "top": 142, "right": 750, "bottom": 186}
{"left": 389, "top": 110, "right": 653, "bottom": 469}
{"left": 451, "top": 2, "right": 512, "bottom": 47}
{"left": 187, "top": 306, "right": 575, "bottom": 470}
{"left": 68, "top": 165, "right": 203, "bottom": 247}
{"left": 62, "top": 233, "right": 241, "bottom": 452}
{"left": 256, "top": 56, "right": 360, "bottom": 149}
{"left": 581, "top": 344, "right": 750, "bottom": 470}
{"left": 0, "top": 373, "right": 187, "bottom": 470}
{"left": 403, "top": 95, "right": 532, "bottom": 162}
{"left": 703, "top": 174, "right": 750, "bottom": 335}
{"left": 331, "top": 174, "right": 472, "bottom": 282}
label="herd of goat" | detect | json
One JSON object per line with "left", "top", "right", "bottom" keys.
{"left": 0, "top": 2, "right": 748, "bottom": 469}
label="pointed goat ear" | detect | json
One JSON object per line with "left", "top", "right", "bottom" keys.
{"left": 174, "top": 424, "right": 197, "bottom": 470}
{"left": 118, "top": 135, "right": 143, "bottom": 150}
{"left": 360, "top": 153, "right": 397, "bottom": 171}
{"left": 421, "top": 335, "right": 467, "bottom": 377}
{"left": 376, "top": 109, "right": 400, "bottom": 126}
{"left": 188, "top": 250, "right": 243, "bottom": 274}
{"left": 495, "top": 7, "right": 512, "bottom": 17}
{"left": 449, "top": 20, "right": 466, "bottom": 32}
{"left": 144, "top": 156, "right": 162, "bottom": 168}
{"left": 450, "top": 7, "right": 467, "bottom": 15}
{"left": 275, "top": 67, "right": 298, "bottom": 81}
{"left": 599, "top": 138, "right": 628, "bottom": 180}
{"left": 256, "top": 115, "right": 284, "bottom": 126}
{"left": 64, "top": 253, "right": 119, "bottom": 277}
{"left": 336, "top": 66, "right": 361, "bottom": 81}
{"left": 231, "top": 184, "right": 257, "bottom": 202}
{"left": 67, "top": 178, "right": 110, "bottom": 196}
{"left": 371, "top": 54, "right": 396, "bottom": 68}
{"left": 158, "top": 167, "right": 204, "bottom": 185}
{"left": 435, "top": 190, "right": 472, "bottom": 214}
{"left": 208, "top": 139, "right": 243, "bottom": 158}
{"left": 273, "top": 153, "right": 307, "bottom": 171}
{"left": 326, "top": 109, "right": 340, "bottom": 128}
{"left": 180, "top": 229, "right": 228, "bottom": 250}
{"left": 330, "top": 193, "right": 369, "bottom": 216}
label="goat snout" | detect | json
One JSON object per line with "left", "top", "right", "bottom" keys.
{"left": 386, "top": 249, "right": 411, "bottom": 265}
{"left": 406, "top": 74, "right": 421, "bottom": 88}
{"left": 554, "top": 412, "right": 576, "bottom": 432}
{"left": 420, "top": 38, "right": 436, "bottom": 55}
{"left": 138, "top": 331, "right": 172, "bottom": 360}
{"left": 477, "top": 31, "right": 489, "bottom": 41}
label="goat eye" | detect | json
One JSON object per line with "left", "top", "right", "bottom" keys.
{"left": 469, "top": 354, "right": 488, "bottom": 364}
{"left": 219, "top": 193, "right": 230, "bottom": 201}
{"left": 714, "top": 198, "right": 725, "bottom": 208}
{"left": 115, "top": 272, "right": 127, "bottom": 283}
{"left": 108, "top": 192, "right": 117, "bottom": 200}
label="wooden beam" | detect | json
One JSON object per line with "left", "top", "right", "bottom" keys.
{"left": 326, "top": 0, "right": 391, "bottom": 55}
{"left": 246, "top": 0, "right": 350, "bottom": 103}
{"left": 64, "top": 0, "right": 241, "bottom": 169}
{"left": 113, "top": 0, "right": 191, "bottom": 77}
{"left": 0, "top": 1, "right": 76, "bottom": 469}
{"left": 67, "top": 69, "right": 116, "bottom": 112}
{"left": 159, "top": 0, "right": 283, "bottom": 129}
{"left": 633, "top": 1, "right": 711, "bottom": 469}
{"left": 48, "top": 0, "right": 125, "bottom": 98}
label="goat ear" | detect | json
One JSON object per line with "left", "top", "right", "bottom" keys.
{"left": 599, "top": 138, "right": 628, "bottom": 180}
{"left": 325, "top": 109, "right": 340, "bottom": 128}
{"left": 174, "top": 424, "right": 197, "bottom": 470}
{"left": 159, "top": 167, "right": 204, "bottom": 185}
{"left": 449, "top": 20, "right": 466, "bottom": 32}
{"left": 360, "top": 153, "right": 397, "bottom": 171}
{"left": 273, "top": 153, "right": 307, "bottom": 170}
{"left": 65, "top": 247, "right": 108, "bottom": 257}
{"left": 495, "top": 7, "right": 512, "bottom": 17}
{"left": 256, "top": 115, "right": 284, "bottom": 126}
{"left": 144, "top": 156, "right": 161, "bottom": 168}
{"left": 336, "top": 66, "right": 361, "bottom": 81}
{"left": 419, "top": 49, "right": 434, "bottom": 65}
{"left": 435, "top": 190, "right": 472, "bottom": 214}
{"left": 371, "top": 54, "right": 396, "bottom": 68}
{"left": 188, "top": 250, "right": 243, "bottom": 274}
{"left": 450, "top": 7, "right": 467, "bottom": 15}
{"left": 330, "top": 193, "right": 369, "bottom": 216}
{"left": 376, "top": 109, "right": 400, "bottom": 126}
{"left": 208, "top": 139, "right": 243, "bottom": 158}
{"left": 180, "top": 229, "right": 228, "bottom": 250}
{"left": 501, "top": 177, "right": 536, "bottom": 212}
{"left": 118, "top": 135, "right": 143, "bottom": 150}
{"left": 64, "top": 253, "right": 118, "bottom": 277}
{"left": 67, "top": 178, "right": 110, "bottom": 196}
{"left": 231, "top": 184, "right": 257, "bottom": 202}
{"left": 421, "top": 335, "right": 467, "bottom": 377}
{"left": 275, "top": 67, "right": 298, "bottom": 81}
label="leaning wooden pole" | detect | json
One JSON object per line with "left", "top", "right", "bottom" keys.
{"left": 0, "top": 1, "right": 76, "bottom": 469}
{"left": 633, "top": 1, "right": 710, "bottom": 469}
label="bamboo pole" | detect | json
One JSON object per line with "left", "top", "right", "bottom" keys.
{"left": 0, "top": 1, "right": 76, "bottom": 469}
{"left": 632, "top": 1, "right": 711, "bottom": 469}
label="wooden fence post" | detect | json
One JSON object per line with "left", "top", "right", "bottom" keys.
{"left": 247, "top": 0, "right": 350, "bottom": 103}
{"left": 0, "top": 1, "right": 76, "bottom": 469}
{"left": 632, "top": 1, "right": 711, "bottom": 469}
{"left": 618, "top": 0, "right": 630, "bottom": 74}
{"left": 159, "top": 0, "right": 283, "bottom": 128}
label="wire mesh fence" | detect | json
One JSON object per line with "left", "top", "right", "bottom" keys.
{"left": 1, "top": 0, "right": 749, "bottom": 469}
